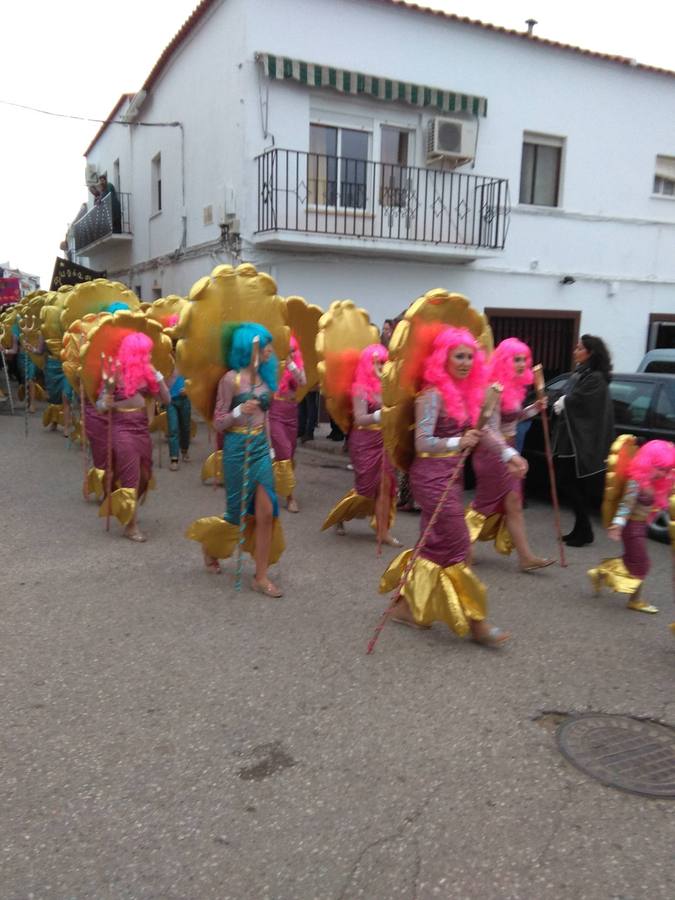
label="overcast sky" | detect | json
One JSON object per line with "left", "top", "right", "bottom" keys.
{"left": 1, "top": 0, "right": 673, "bottom": 288}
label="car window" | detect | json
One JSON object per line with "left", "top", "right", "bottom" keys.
{"left": 644, "top": 361, "right": 675, "bottom": 374}
{"left": 609, "top": 380, "right": 655, "bottom": 427}
{"left": 653, "top": 382, "right": 675, "bottom": 430}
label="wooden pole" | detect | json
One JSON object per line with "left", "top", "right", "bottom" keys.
{"left": 533, "top": 364, "right": 567, "bottom": 567}
{"left": 235, "top": 336, "right": 260, "bottom": 592}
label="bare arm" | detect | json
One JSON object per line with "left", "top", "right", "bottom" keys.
{"left": 353, "top": 392, "right": 381, "bottom": 426}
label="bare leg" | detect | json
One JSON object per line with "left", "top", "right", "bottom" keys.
{"left": 286, "top": 493, "right": 299, "bottom": 513}
{"left": 253, "top": 484, "right": 279, "bottom": 591}
{"left": 28, "top": 381, "right": 36, "bottom": 413}
{"left": 504, "top": 490, "right": 552, "bottom": 569}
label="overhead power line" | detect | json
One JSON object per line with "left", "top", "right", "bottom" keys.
{"left": 0, "top": 98, "right": 179, "bottom": 127}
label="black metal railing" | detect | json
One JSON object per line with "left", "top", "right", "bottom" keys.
{"left": 72, "top": 192, "right": 131, "bottom": 251}
{"left": 256, "top": 149, "right": 509, "bottom": 250}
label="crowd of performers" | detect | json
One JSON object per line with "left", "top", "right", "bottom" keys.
{"left": 1, "top": 273, "right": 674, "bottom": 650}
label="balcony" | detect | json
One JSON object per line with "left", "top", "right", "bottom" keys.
{"left": 72, "top": 192, "right": 132, "bottom": 253}
{"left": 255, "top": 148, "right": 510, "bottom": 258}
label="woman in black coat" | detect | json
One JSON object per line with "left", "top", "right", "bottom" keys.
{"left": 552, "top": 335, "right": 614, "bottom": 546}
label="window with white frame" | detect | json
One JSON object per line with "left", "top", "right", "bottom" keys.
{"left": 519, "top": 133, "right": 564, "bottom": 207}
{"left": 380, "top": 126, "right": 412, "bottom": 208}
{"left": 653, "top": 155, "right": 675, "bottom": 196}
{"left": 308, "top": 123, "right": 370, "bottom": 208}
{"left": 151, "top": 153, "right": 162, "bottom": 214}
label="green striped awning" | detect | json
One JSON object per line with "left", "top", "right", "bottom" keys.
{"left": 256, "top": 53, "right": 487, "bottom": 117}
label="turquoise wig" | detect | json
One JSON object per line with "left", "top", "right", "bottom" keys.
{"left": 105, "top": 302, "right": 130, "bottom": 314}
{"left": 226, "top": 322, "right": 278, "bottom": 391}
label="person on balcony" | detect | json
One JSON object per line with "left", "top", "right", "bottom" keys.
{"left": 96, "top": 174, "right": 122, "bottom": 234}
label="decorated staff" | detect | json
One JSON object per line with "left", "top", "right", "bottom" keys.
{"left": 533, "top": 364, "right": 566, "bottom": 566}
{"left": 374, "top": 290, "right": 513, "bottom": 650}
{"left": 236, "top": 336, "right": 260, "bottom": 591}
{"left": 318, "top": 302, "right": 399, "bottom": 549}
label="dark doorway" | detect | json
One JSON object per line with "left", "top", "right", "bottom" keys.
{"left": 485, "top": 308, "right": 580, "bottom": 380}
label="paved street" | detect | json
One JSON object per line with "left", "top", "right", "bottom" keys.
{"left": 2, "top": 411, "right": 674, "bottom": 900}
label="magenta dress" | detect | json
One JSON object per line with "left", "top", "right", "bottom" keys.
{"left": 269, "top": 363, "right": 306, "bottom": 499}
{"left": 466, "top": 401, "right": 537, "bottom": 554}
{"left": 83, "top": 398, "right": 108, "bottom": 471}
{"left": 588, "top": 480, "right": 656, "bottom": 602}
{"left": 380, "top": 388, "right": 505, "bottom": 635}
{"left": 321, "top": 392, "right": 396, "bottom": 531}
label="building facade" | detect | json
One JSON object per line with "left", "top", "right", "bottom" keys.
{"left": 70, "top": 0, "right": 675, "bottom": 373}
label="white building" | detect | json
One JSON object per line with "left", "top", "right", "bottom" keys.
{"left": 70, "top": 0, "right": 675, "bottom": 374}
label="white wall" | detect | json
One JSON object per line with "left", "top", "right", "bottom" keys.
{"left": 79, "top": 0, "right": 675, "bottom": 363}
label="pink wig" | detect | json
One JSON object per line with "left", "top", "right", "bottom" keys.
{"left": 422, "top": 327, "right": 487, "bottom": 426}
{"left": 278, "top": 334, "right": 305, "bottom": 394}
{"left": 116, "top": 332, "right": 159, "bottom": 398}
{"left": 352, "top": 343, "right": 388, "bottom": 403}
{"left": 628, "top": 440, "right": 675, "bottom": 512}
{"left": 487, "top": 338, "right": 533, "bottom": 412}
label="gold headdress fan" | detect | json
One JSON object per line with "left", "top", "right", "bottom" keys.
{"left": 40, "top": 290, "right": 71, "bottom": 357}
{"left": 18, "top": 291, "right": 50, "bottom": 369}
{"left": 79, "top": 310, "right": 173, "bottom": 403}
{"left": 61, "top": 313, "right": 104, "bottom": 392}
{"left": 601, "top": 434, "right": 639, "bottom": 528}
{"left": 315, "top": 300, "right": 379, "bottom": 434}
{"left": 60, "top": 279, "right": 141, "bottom": 333}
{"left": 284, "top": 295, "right": 323, "bottom": 402}
{"left": 382, "top": 289, "right": 493, "bottom": 472}
{"left": 177, "top": 263, "right": 290, "bottom": 423}
{"left": 145, "top": 295, "right": 188, "bottom": 340}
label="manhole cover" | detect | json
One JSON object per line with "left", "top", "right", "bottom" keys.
{"left": 557, "top": 714, "right": 675, "bottom": 798}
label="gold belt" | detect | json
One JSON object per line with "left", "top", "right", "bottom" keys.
{"left": 229, "top": 425, "right": 264, "bottom": 435}
{"left": 418, "top": 450, "right": 461, "bottom": 458}
{"left": 355, "top": 424, "right": 381, "bottom": 431}
{"left": 273, "top": 395, "right": 295, "bottom": 402}
{"left": 115, "top": 406, "right": 144, "bottom": 413}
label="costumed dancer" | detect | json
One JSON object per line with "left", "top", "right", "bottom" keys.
{"left": 465, "top": 338, "right": 554, "bottom": 572}
{"left": 379, "top": 319, "right": 511, "bottom": 647}
{"left": 552, "top": 335, "right": 614, "bottom": 546}
{"left": 321, "top": 343, "right": 399, "bottom": 546}
{"left": 96, "top": 332, "right": 170, "bottom": 541}
{"left": 269, "top": 334, "right": 306, "bottom": 512}
{"left": 166, "top": 362, "right": 192, "bottom": 471}
{"left": 186, "top": 323, "right": 285, "bottom": 597}
{"left": 7, "top": 319, "right": 39, "bottom": 412}
{"left": 588, "top": 437, "right": 675, "bottom": 614}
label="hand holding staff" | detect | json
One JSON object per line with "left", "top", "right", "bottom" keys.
{"left": 533, "top": 364, "right": 566, "bottom": 567}
{"left": 367, "top": 384, "right": 502, "bottom": 654}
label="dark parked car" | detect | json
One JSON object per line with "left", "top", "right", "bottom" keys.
{"left": 522, "top": 372, "right": 675, "bottom": 542}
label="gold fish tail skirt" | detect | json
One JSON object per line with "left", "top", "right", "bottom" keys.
{"left": 42, "top": 404, "right": 64, "bottom": 429}
{"left": 321, "top": 490, "right": 396, "bottom": 531}
{"left": 465, "top": 508, "right": 514, "bottom": 555}
{"left": 201, "top": 450, "right": 224, "bottom": 485}
{"left": 587, "top": 558, "right": 642, "bottom": 596}
{"left": 273, "top": 459, "right": 296, "bottom": 498}
{"left": 98, "top": 488, "right": 138, "bottom": 527}
{"left": 185, "top": 516, "right": 285, "bottom": 564}
{"left": 379, "top": 550, "right": 487, "bottom": 636}
{"left": 87, "top": 467, "right": 106, "bottom": 500}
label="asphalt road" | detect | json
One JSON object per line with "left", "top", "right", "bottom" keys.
{"left": 2, "top": 411, "right": 674, "bottom": 900}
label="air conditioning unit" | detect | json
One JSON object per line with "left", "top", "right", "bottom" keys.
{"left": 85, "top": 163, "right": 99, "bottom": 186}
{"left": 426, "top": 117, "right": 478, "bottom": 164}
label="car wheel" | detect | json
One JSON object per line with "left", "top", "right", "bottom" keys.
{"left": 648, "top": 510, "right": 670, "bottom": 544}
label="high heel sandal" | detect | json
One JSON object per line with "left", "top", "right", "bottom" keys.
{"left": 472, "top": 626, "right": 510, "bottom": 648}
{"left": 203, "top": 551, "right": 221, "bottom": 574}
